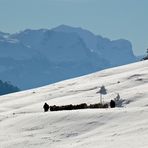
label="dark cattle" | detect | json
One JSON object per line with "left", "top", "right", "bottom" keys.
{"left": 89, "top": 103, "right": 108, "bottom": 108}
{"left": 50, "top": 103, "right": 88, "bottom": 111}
{"left": 49, "top": 102, "right": 109, "bottom": 111}
{"left": 103, "top": 103, "right": 109, "bottom": 108}
{"left": 73, "top": 103, "right": 87, "bottom": 110}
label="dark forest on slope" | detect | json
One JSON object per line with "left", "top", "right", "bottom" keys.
{"left": 0, "top": 80, "right": 20, "bottom": 95}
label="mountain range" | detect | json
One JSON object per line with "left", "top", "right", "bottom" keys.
{"left": 0, "top": 25, "right": 137, "bottom": 90}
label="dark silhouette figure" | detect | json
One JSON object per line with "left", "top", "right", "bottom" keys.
{"left": 43, "top": 102, "right": 49, "bottom": 112}
{"left": 110, "top": 100, "right": 116, "bottom": 108}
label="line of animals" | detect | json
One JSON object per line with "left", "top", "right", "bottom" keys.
{"left": 43, "top": 100, "right": 115, "bottom": 112}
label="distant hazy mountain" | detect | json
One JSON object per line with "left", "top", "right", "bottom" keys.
{"left": 0, "top": 25, "right": 137, "bottom": 90}
{"left": 0, "top": 31, "right": 9, "bottom": 38}
{"left": 53, "top": 25, "right": 136, "bottom": 66}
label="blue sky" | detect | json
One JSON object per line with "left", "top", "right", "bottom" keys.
{"left": 0, "top": 0, "right": 148, "bottom": 55}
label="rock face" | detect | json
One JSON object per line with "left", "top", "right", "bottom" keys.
{"left": 0, "top": 25, "right": 137, "bottom": 90}
{"left": 53, "top": 25, "right": 136, "bottom": 66}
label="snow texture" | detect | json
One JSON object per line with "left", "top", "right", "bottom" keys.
{"left": 0, "top": 60, "right": 148, "bottom": 148}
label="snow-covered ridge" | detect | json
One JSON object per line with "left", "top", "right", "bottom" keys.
{"left": 0, "top": 60, "right": 148, "bottom": 148}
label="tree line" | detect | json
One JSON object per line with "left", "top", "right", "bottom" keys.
{"left": 0, "top": 80, "right": 20, "bottom": 95}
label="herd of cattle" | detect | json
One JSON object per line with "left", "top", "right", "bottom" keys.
{"left": 43, "top": 100, "right": 115, "bottom": 112}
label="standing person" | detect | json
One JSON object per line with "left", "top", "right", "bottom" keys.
{"left": 43, "top": 102, "right": 49, "bottom": 112}
{"left": 110, "top": 100, "right": 116, "bottom": 108}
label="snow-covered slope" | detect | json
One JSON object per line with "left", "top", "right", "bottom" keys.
{"left": 0, "top": 60, "right": 148, "bottom": 148}
{"left": 0, "top": 25, "right": 137, "bottom": 90}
